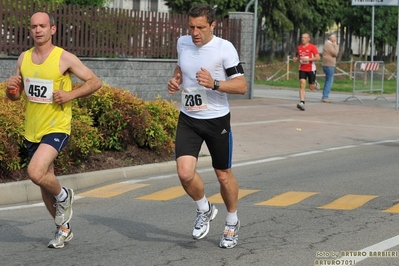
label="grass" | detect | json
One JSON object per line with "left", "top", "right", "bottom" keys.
{"left": 256, "top": 79, "right": 398, "bottom": 94}
{"left": 254, "top": 60, "right": 398, "bottom": 95}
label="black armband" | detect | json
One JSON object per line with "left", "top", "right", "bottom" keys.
{"left": 225, "top": 63, "right": 244, "bottom": 77}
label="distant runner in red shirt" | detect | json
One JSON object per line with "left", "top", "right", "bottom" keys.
{"left": 293, "top": 33, "right": 320, "bottom": 111}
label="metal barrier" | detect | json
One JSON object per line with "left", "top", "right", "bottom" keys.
{"left": 345, "top": 61, "right": 387, "bottom": 103}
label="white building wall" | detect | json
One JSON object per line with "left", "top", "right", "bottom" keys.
{"left": 350, "top": 36, "right": 390, "bottom": 57}
{"left": 158, "top": 0, "right": 169, "bottom": 12}
{"left": 108, "top": 0, "right": 132, "bottom": 9}
{"left": 108, "top": 0, "right": 169, "bottom": 12}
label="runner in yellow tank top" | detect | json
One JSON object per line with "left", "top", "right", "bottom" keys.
{"left": 22, "top": 46, "right": 73, "bottom": 142}
{"left": 6, "top": 12, "right": 101, "bottom": 249}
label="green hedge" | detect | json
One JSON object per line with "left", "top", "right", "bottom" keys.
{"left": 0, "top": 82, "right": 179, "bottom": 179}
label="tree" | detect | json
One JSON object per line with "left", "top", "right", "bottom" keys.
{"left": 338, "top": 5, "right": 398, "bottom": 60}
{"left": 64, "top": 0, "right": 112, "bottom": 5}
{"left": 333, "top": 0, "right": 352, "bottom": 60}
{"left": 258, "top": 0, "right": 339, "bottom": 61}
{"left": 164, "top": 0, "right": 248, "bottom": 18}
{"left": 258, "top": 0, "right": 294, "bottom": 60}
{"left": 36, "top": 0, "right": 112, "bottom": 6}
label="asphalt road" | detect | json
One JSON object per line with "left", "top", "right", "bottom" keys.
{"left": 1, "top": 86, "right": 399, "bottom": 266}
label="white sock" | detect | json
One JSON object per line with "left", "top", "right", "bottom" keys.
{"left": 226, "top": 211, "right": 238, "bottom": 225}
{"left": 54, "top": 187, "right": 67, "bottom": 202}
{"left": 195, "top": 195, "right": 209, "bottom": 212}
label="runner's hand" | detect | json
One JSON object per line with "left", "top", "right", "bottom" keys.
{"left": 168, "top": 73, "right": 181, "bottom": 94}
{"left": 7, "top": 75, "right": 22, "bottom": 95}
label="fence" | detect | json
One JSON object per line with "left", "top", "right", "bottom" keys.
{"left": 0, "top": 11, "right": 254, "bottom": 102}
{"left": 256, "top": 57, "right": 398, "bottom": 83}
{"left": 344, "top": 61, "right": 387, "bottom": 103}
{"left": 0, "top": 0, "right": 241, "bottom": 58}
{"left": 255, "top": 57, "right": 354, "bottom": 82}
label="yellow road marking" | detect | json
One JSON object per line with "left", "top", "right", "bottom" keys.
{"left": 318, "top": 194, "right": 378, "bottom": 210}
{"left": 382, "top": 203, "right": 399, "bottom": 213}
{"left": 255, "top": 191, "right": 318, "bottom": 207}
{"left": 136, "top": 186, "right": 186, "bottom": 201}
{"left": 78, "top": 183, "right": 149, "bottom": 198}
{"left": 207, "top": 189, "right": 260, "bottom": 204}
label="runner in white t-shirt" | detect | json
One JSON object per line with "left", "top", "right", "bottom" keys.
{"left": 167, "top": 4, "right": 247, "bottom": 249}
{"left": 177, "top": 35, "right": 242, "bottom": 118}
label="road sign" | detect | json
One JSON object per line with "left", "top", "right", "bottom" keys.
{"left": 352, "top": 0, "right": 398, "bottom": 6}
{"left": 360, "top": 62, "right": 380, "bottom": 71}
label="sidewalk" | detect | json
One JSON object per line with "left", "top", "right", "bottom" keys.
{"left": 1, "top": 85, "right": 399, "bottom": 206}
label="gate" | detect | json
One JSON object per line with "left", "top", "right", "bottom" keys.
{"left": 345, "top": 61, "right": 387, "bottom": 103}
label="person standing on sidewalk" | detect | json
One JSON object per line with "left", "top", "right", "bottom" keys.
{"left": 167, "top": 4, "right": 247, "bottom": 248}
{"left": 321, "top": 33, "right": 338, "bottom": 103}
{"left": 293, "top": 33, "right": 320, "bottom": 111}
{"left": 6, "top": 12, "right": 101, "bottom": 248}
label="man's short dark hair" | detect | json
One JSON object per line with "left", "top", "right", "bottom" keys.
{"left": 32, "top": 11, "right": 55, "bottom": 26}
{"left": 188, "top": 4, "right": 216, "bottom": 24}
{"left": 47, "top": 12, "right": 55, "bottom": 26}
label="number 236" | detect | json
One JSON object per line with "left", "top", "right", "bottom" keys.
{"left": 185, "top": 94, "right": 203, "bottom": 106}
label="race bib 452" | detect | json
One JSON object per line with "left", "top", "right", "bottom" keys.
{"left": 24, "top": 77, "right": 54, "bottom": 103}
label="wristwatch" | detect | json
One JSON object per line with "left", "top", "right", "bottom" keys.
{"left": 213, "top": 79, "right": 220, "bottom": 90}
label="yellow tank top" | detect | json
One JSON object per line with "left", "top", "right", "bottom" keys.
{"left": 21, "top": 46, "right": 72, "bottom": 142}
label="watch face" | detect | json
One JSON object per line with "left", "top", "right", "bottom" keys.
{"left": 213, "top": 80, "right": 220, "bottom": 90}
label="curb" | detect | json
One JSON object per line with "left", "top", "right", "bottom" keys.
{"left": 0, "top": 156, "right": 213, "bottom": 206}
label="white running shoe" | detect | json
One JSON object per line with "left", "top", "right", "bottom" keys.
{"left": 54, "top": 187, "right": 74, "bottom": 226}
{"left": 315, "top": 81, "right": 320, "bottom": 90}
{"left": 219, "top": 220, "right": 240, "bottom": 249}
{"left": 48, "top": 226, "right": 73, "bottom": 249}
{"left": 296, "top": 102, "right": 305, "bottom": 111}
{"left": 192, "top": 202, "right": 218, "bottom": 240}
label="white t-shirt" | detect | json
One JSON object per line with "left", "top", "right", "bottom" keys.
{"left": 177, "top": 35, "right": 242, "bottom": 119}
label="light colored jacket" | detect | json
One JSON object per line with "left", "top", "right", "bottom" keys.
{"left": 322, "top": 40, "right": 338, "bottom": 67}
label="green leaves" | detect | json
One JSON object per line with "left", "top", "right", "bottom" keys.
{"left": 165, "top": 0, "right": 248, "bottom": 17}
{"left": 0, "top": 84, "right": 26, "bottom": 178}
{"left": 0, "top": 82, "right": 179, "bottom": 179}
{"left": 40, "top": 0, "right": 112, "bottom": 6}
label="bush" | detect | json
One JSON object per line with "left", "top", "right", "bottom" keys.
{"left": 143, "top": 96, "right": 179, "bottom": 153}
{"left": 0, "top": 83, "right": 26, "bottom": 179}
{"left": 0, "top": 82, "right": 179, "bottom": 179}
{"left": 77, "top": 83, "right": 179, "bottom": 154}
{"left": 77, "top": 83, "right": 139, "bottom": 150}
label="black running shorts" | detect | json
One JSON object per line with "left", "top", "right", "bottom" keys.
{"left": 175, "top": 112, "right": 233, "bottom": 170}
{"left": 299, "top": 70, "right": 317, "bottom": 84}
{"left": 26, "top": 133, "right": 69, "bottom": 158}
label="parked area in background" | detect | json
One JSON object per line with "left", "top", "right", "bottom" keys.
{"left": 255, "top": 59, "right": 398, "bottom": 95}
